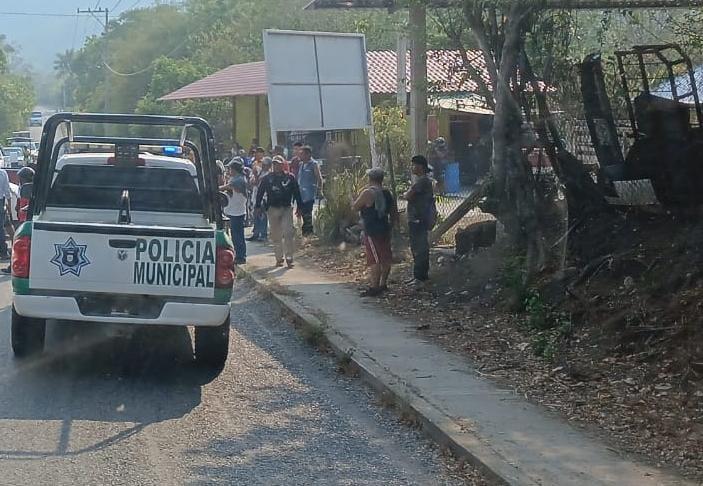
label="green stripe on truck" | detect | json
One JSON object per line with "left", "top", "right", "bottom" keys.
{"left": 216, "top": 229, "right": 233, "bottom": 249}
{"left": 12, "top": 277, "right": 29, "bottom": 295}
{"left": 215, "top": 288, "right": 232, "bottom": 304}
{"left": 15, "top": 222, "right": 32, "bottom": 238}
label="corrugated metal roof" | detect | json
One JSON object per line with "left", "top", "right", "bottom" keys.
{"left": 159, "top": 61, "right": 268, "bottom": 101}
{"left": 160, "top": 50, "right": 490, "bottom": 101}
{"left": 368, "top": 49, "right": 489, "bottom": 94}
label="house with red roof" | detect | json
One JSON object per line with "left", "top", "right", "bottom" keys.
{"left": 160, "top": 49, "right": 495, "bottom": 181}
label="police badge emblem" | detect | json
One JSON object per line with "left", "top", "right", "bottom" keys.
{"left": 50, "top": 237, "right": 91, "bottom": 276}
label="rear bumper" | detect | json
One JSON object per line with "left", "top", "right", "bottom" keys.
{"left": 13, "top": 295, "right": 230, "bottom": 327}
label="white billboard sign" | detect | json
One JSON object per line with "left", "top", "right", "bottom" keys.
{"left": 263, "top": 30, "right": 373, "bottom": 133}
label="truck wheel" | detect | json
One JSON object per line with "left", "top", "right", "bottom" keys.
{"left": 11, "top": 306, "right": 46, "bottom": 358}
{"left": 194, "top": 312, "right": 230, "bottom": 369}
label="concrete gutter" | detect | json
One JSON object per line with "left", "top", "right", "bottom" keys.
{"left": 237, "top": 266, "right": 513, "bottom": 484}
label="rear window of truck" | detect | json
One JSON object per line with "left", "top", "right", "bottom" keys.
{"left": 47, "top": 164, "right": 204, "bottom": 213}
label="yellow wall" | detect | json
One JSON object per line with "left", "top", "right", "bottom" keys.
{"left": 234, "top": 95, "right": 271, "bottom": 149}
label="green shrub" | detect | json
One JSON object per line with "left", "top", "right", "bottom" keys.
{"left": 315, "top": 168, "right": 367, "bottom": 243}
{"left": 501, "top": 255, "right": 528, "bottom": 304}
{"left": 373, "top": 105, "right": 411, "bottom": 166}
{"left": 523, "top": 289, "right": 572, "bottom": 362}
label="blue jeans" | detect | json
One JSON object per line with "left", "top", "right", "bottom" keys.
{"left": 0, "top": 205, "right": 7, "bottom": 256}
{"left": 229, "top": 215, "right": 246, "bottom": 262}
{"left": 300, "top": 200, "right": 315, "bottom": 236}
{"left": 408, "top": 222, "right": 429, "bottom": 281}
{"left": 253, "top": 210, "right": 268, "bottom": 239}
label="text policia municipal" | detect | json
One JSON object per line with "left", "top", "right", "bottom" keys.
{"left": 133, "top": 238, "right": 215, "bottom": 288}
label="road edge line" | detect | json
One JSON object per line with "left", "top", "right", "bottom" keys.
{"left": 237, "top": 267, "right": 524, "bottom": 485}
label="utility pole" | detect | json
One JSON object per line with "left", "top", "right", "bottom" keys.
{"left": 396, "top": 32, "right": 408, "bottom": 108}
{"left": 77, "top": 7, "right": 110, "bottom": 112}
{"left": 408, "top": 3, "right": 427, "bottom": 156}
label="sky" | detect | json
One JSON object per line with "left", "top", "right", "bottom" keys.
{"left": 0, "top": 0, "right": 158, "bottom": 73}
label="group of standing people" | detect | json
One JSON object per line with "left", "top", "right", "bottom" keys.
{"left": 219, "top": 143, "right": 436, "bottom": 298}
{"left": 352, "top": 154, "right": 436, "bottom": 296}
{"left": 219, "top": 142, "right": 323, "bottom": 268}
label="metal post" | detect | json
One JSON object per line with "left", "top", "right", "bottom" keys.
{"left": 231, "top": 97, "right": 237, "bottom": 147}
{"left": 104, "top": 8, "right": 110, "bottom": 112}
{"left": 409, "top": 3, "right": 427, "bottom": 156}
{"left": 255, "top": 95, "right": 261, "bottom": 146}
{"left": 385, "top": 135, "right": 397, "bottom": 200}
{"left": 396, "top": 33, "right": 408, "bottom": 107}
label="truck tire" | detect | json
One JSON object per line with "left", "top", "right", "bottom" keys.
{"left": 194, "top": 312, "right": 230, "bottom": 369}
{"left": 11, "top": 306, "right": 46, "bottom": 358}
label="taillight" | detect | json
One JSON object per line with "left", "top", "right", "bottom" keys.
{"left": 12, "top": 236, "right": 31, "bottom": 278}
{"left": 215, "top": 246, "right": 235, "bottom": 288}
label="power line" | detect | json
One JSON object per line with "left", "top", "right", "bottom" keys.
{"left": 78, "top": 7, "right": 111, "bottom": 112}
{"left": 0, "top": 11, "right": 77, "bottom": 17}
{"left": 112, "top": 0, "right": 125, "bottom": 11}
{"left": 102, "top": 34, "right": 191, "bottom": 77}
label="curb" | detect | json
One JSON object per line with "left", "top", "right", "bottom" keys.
{"left": 237, "top": 266, "right": 524, "bottom": 486}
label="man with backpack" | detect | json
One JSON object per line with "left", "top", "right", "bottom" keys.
{"left": 404, "top": 155, "right": 436, "bottom": 286}
{"left": 353, "top": 168, "right": 398, "bottom": 297}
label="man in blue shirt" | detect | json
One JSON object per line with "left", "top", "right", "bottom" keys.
{"left": 296, "top": 146, "right": 323, "bottom": 237}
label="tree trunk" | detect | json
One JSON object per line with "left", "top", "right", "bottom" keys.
{"left": 487, "top": 4, "right": 547, "bottom": 279}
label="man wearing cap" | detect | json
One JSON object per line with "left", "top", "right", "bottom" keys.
{"left": 404, "top": 155, "right": 436, "bottom": 285}
{"left": 272, "top": 145, "right": 291, "bottom": 173}
{"left": 353, "top": 168, "right": 398, "bottom": 297}
{"left": 256, "top": 156, "right": 303, "bottom": 268}
{"left": 220, "top": 158, "right": 248, "bottom": 265}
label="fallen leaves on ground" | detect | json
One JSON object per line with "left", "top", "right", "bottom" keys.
{"left": 298, "top": 238, "right": 703, "bottom": 481}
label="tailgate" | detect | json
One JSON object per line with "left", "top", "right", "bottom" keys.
{"left": 29, "top": 222, "right": 217, "bottom": 299}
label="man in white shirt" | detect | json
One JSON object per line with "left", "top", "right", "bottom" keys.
{"left": 0, "top": 169, "right": 13, "bottom": 260}
{"left": 220, "top": 158, "right": 248, "bottom": 265}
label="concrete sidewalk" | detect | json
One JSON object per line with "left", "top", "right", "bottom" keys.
{"left": 239, "top": 242, "right": 692, "bottom": 486}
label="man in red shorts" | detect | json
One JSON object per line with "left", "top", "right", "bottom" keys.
{"left": 353, "top": 167, "right": 398, "bottom": 297}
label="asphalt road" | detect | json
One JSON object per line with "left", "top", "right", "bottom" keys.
{"left": 0, "top": 277, "right": 473, "bottom": 485}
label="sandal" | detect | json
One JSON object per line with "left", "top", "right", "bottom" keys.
{"left": 360, "top": 287, "right": 382, "bottom": 297}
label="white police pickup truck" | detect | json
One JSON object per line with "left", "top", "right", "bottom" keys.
{"left": 10, "top": 114, "right": 234, "bottom": 369}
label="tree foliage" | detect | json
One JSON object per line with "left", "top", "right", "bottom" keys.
{"left": 0, "top": 35, "right": 35, "bottom": 140}
{"left": 62, "top": 0, "right": 407, "bottom": 145}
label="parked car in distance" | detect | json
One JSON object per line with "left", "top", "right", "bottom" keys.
{"left": 7, "top": 138, "right": 38, "bottom": 161}
{"left": 2, "top": 147, "right": 24, "bottom": 167}
{"left": 29, "top": 111, "right": 43, "bottom": 127}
